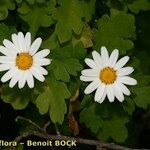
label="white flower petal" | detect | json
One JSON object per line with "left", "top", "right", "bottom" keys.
{"left": 84, "top": 79, "right": 100, "bottom": 94}
{"left": 30, "top": 67, "right": 45, "bottom": 82}
{"left": 92, "top": 51, "right": 102, "bottom": 67}
{"left": 94, "top": 83, "right": 106, "bottom": 102}
{"left": 35, "top": 58, "right": 51, "bottom": 66}
{"left": 25, "top": 32, "right": 31, "bottom": 52}
{"left": 99, "top": 90, "right": 107, "bottom": 103}
{"left": 9, "top": 70, "right": 21, "bottom": 88}
{"left": 33, "top": 49, "right": 50, "bottom": 59}
{"left": 117, "top": 67, "right": 134, "bottom": 76}
{"left": 101, "top": 46, "right": 109, "bottom": 65}
{"left": 27, "top": 71, "right": 34, "bottom": 88}
{"left": 114, "top": 56, "right": 129, "bottom": 70}
{"left": 114, "top": 83, "right": 124, "bottom": 102}
{"left": 117, "top": 81, "right": 131, "bottom": 96}
{"left": 81, "top": 69, "right": 99, "bottom": 77}
{"left": 29, "top": 38, "right": 42, "bottom": 55}
{"left": 0, "top": 46, "right": 11, "bottom": 56}
{"left": 84, "top": 58, "right": 97, "bottom": 69}
{"left": 1, "top": 67, "right": 17, "bottom": 83}
{"left": 118, "top": 76, "right": 137, "bottom": 85}
{"left": 0, "top": 64, "right": 13, "bottom": 71}
{"left": 11, "top": 34, "right": 20, "bottom": 53}
{"left": 34, "top": 65, "right": 48, "bottom": 75}
{"left": 3, "top": 39, "right": 18, "bottom": 55}
{"left": 80, "top": 76, "right": 97, "bottom": 82}
{"left": 18, "top": 32, "right": 25, "bottom": 52}
{"left": 0, "top": 56, "right": 15, "bottom": 64}
{"left": 108, "top": 49, "right": 119, "bottom": 67}
{"left": 106, "top": 84, "right": 115, "bottom": 102}
{"left": 18, "top": 71, "right": 27, "bottom": 89}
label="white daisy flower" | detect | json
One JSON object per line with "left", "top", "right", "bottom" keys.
{"left": 0, "top": 32, "right": 51, "bottom": 89}
{"left": 80, "top": 46, "right": 137, "bottom": 103}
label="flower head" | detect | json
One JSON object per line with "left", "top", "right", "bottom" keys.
{"left": 80, "top": 47, "right": 137, "bottom": 103}
{"left": 0, "top": 32, "right": 51, "bottom": 89}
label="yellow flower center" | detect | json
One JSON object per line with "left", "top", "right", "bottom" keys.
{"left": 16, "top": 53, "right": 33, "bottom": 70}
{"left": 99, "top": 67, "right": 117, "bottom": 84}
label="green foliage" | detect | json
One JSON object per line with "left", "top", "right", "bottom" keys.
{"left": 50, "top": 43, "right": 85, "bottom": 82}
{"left": 131, "top": 74, "right": 150, "bottom": 109}
{"left": 1, "top": 84, "right": 31, "bottom": 110}
{"left": 122, "top": 97, "right": 135, "bottom": 115}
{"left": 127, "top": 0, "right": 150, "bottom": 14}
{"left": 52, "top": 0, "right": 95, "bottom": 43}
{"left": 133, "top": 86, "right": 150, "bottom": 109}
{"left": 98, "top": 114, "right": 129, "bottom": 143}
{"left": 0, "top": 0, "right": 15, "bottom": 20}
{"left": 94, "top": 9, "right": 136, "bottom": 54}
{"left": 53, "top": 58, "right": 82, "bottom": 82}
{"left": 72, "top": 23, "right": 93, "bottom": 48}
{"left": 107, "top": 0, "right": 150, "bottom": 13}
{"left": 0, "top": 23, "right": 17, "bottom": 44}
{"left": 0, "top": 0, "right": 150, "bottom": 146}
{"left": 16, "top": 0, "right": 46, "bottom": 4}
{"left": 80, "top": 103, "right": 103, "bottom": 133}
{"left": 80, "top": 96, "right": 130, "bottom": 142}
{"left": 18, "top": 1, "right": 55, "bottom": 36}
{"left": 36, "top": 75, "right": 70, "bottom": 124}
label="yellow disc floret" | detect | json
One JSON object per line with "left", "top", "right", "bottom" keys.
{"left": 100, "top": 67, "right": 117, "bottom": 84}
{"left": 16, "top": 53, "right": 33, "bottom": 70}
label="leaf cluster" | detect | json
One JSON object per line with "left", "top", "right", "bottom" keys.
{"left": 0, "top": 0, "right": 150, "bottom": 146}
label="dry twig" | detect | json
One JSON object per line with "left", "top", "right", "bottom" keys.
{"left": 13, "top": 116, "right": 147, "bottom": 150}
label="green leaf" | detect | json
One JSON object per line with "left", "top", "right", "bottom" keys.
{"left": 52, "top": 60, "right": 70, "bottom": 82}
{"left": 64, "top": 58, "right": 83, "bottom": 76}
{"left": 0, "top": 0, "right": 15, "bottom": 20}
{"left": 42, "top": 33, "right": 59, "bottom": 50}
{"left": 53, "top": 59, "right": 82, "bottom": 82}
{"left": 36, "top": 75, "right": 71, "bottom": 124}
{"left": 36, "top": 0, "right": 45, "bottom": 3}
{"left": 80, "top": 103, "right": 103, "bottom": 133}
{"left": 81, "top": 0, "right": 96, "bottom": 22}
{"left": 0, "top": 23, "right": 17, "bottom": 44}
{"left": 68, "top": 78, "right": 80, "bottom": 97}
{"left": 52, "top": 0, "right": 84, "bottom": 43}
{"left": 18, "top": 1, "right": 55, "bottom": 36}
{"left": 16, "top": 0, "right": 46, "bottom": 4}
{"left": 71, "top": 42, "right": 86, "bottom": 60}
{"left": 80, "top": 95, "right": 93, "bottom": 109}
{"left": 26, "top": 0, "right": 35, "bottom": 4}
{"left": 131, "top": 74, "right": 150, "bottom": 109}
{"left": 80, "top": 96, "right": 130, "bottom": 142}
{"left": 51, "top": 44, "right": 85, "bottom": 82}
{"left": 93, "top": 9, "right": 136, "bottom": 54}
{"left": 80, "top": 101, "right": 129, "bottom": 142}
{"left": 128, "top": 0, "right": 150, "bottom": 14}
{"left": 98, "top": 115, "right": 129, "bottom": 143}
{"left": 15, "top": 0, "right": 22, "bottom": 4}
{"left": 53, "top": 0, "right": 95, "bottom": 43}
{"left": 35, "top": 86, "right": 50, "bottom": 114}
{"left": 133, "top": 74, "right": 150, "bottom": 88}
{"left": 72, "top": 23, "right": 93, "bottom": 48}
{"left": 122, "top": 97, "right": 135, "bottom": 115}
{"left": 132, "top": 84, "right": 150, "bottom": 109}
{"left": 1, "top": 84, "right": 31, "bottom": 110}
{"left": 133, "top": 86, "right": 150, "bottom": 109}
{"left": 106, "top": 0, "right": 127, "bottom": 11}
